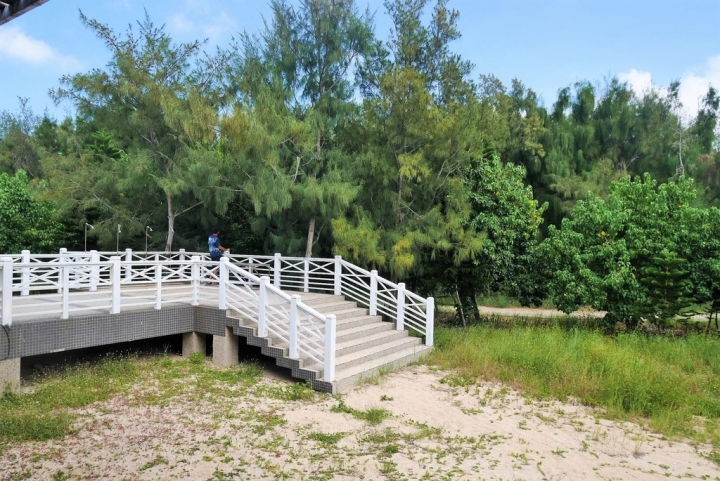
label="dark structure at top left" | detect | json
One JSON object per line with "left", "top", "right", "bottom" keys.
{"left": 0, "top": 0, "right": 49, "bottom": 26}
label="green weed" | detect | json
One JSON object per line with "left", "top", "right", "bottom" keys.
{"left": 307, "top": 431, "right": 347, "bottom": 445}
{"left": 430, "top": 325, "right": 720, "bottom": 444}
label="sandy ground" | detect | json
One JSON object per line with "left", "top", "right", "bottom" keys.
{"left": 1, "top": 365, "right": 718, "bottom": 481}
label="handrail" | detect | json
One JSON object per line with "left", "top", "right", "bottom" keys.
{"left": 0, "top": 248, "right": 433, "bottom": 381}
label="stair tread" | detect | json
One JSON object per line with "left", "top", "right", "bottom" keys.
{"left": 333, "top": 344, "right": 432, "bottom": 381}
{"left": 303, "top": 337, "right": 422, "bottom": 371}
{"left": 335, "top": 329, "right": 407, "bottom": 350}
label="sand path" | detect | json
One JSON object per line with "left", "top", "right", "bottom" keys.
{"left": 1, "top": 365, "right": 718, "bottom": 480}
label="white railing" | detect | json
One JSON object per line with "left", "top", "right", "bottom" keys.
{"left": 0, "top": 248, "right": 435, "bottom": 381}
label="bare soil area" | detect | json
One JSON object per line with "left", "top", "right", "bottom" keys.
{"left": 1, "top": 363, "right": 718, "bottom": 480}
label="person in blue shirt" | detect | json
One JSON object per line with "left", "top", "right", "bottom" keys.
{"left": 208, "top": 227, "right": 230, "bottom": 261}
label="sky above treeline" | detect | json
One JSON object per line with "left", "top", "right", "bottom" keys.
{"left": 1, "top": 0, "right": 718, "bottom": 119}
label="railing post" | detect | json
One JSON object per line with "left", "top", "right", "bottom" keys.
{"left": 258, "top": 276, "right": 269, "bottom": 337}
{"left": 57, "top": 248, "right": 67, "bottom": 294}
{"left": 425, "top": 297, "right": 435, "bottom": 346}
{"left": 396, "top": 283, "right": 405, "bottom": 331}
{"left": 90, "top": 250, "right": 99, "bottom": 292}
{"left": 289, "top": 295, "right": 300, "bottom": 359}
{"left": 303, "top": 257, "right": 309, "bottom": 293}
{"left": 179, "top": 248, "right": 186, "bottom": 262}
{"left": 273, "top": 253, "right": 281, "bottom": 288}
{"left": 369, "top": 270, "right": 378, "bottom": 316}
{"left": 324, "top": 314, "right": 336, "bottom": 382}
{"left": 1, "top": 257, "right": 13, "bottom": 326}
{"left": 248, "top": 257, "right": 253, "bottom": 275}
{"left": 155, "top": 253, "right": 162, "bottom": 310}
{"left": 124, "top": 248, "right": 132, "bottom": 283}
{"left": 334, "top": 255, "right": 342, "bottom": 296}
{"left": 191, "top": 256, "right": 200, "bottom": 306}
{"left": 61, "top": 262, "right": 69, "bottom": 319}
{"left": 110, "top": 256, "right": 121, "bottom": 314}
{"left": 218, "top": 258, "right": 229, "bottom": 310}
{"left": 21, "top": 250, "right": 30, "bottom": 296}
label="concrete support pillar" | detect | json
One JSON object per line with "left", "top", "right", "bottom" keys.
{"left": 0, "top": 357, "right": 20, "bottom": 394}
{"left": 212, "top": 327, "right": 239, "bottom": 367}
{"left": 182, "top": 332, "right": 206, "bottom": 358}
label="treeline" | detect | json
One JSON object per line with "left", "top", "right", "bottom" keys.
{"left": 1, "top": 0, "right": 719, "bottom": 327}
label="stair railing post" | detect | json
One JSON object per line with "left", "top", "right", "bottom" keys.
{"left": 273, "top": 253, "right": 281, "bottom": 288}
{"left": 425, "top": 297, "right": 434, "bottom": 346}
{"left": 258, "top": 276, "right": 269, "bottom": 337}
{"left": 110, "top": 256, "right": 121, "bottom": 314}
{"left": 333, "top": 255, "right": 342, "bottom": 296}
{"left": 155, "top": 253, "right": 162, "bottom": 310}
{"left": 191, "top": 256, "right": 200, "bottom": 306}
{"left": 303, "top": 258, "right": 309, "bottom": 293}
{"left": 124, "top": 248, "right": 132, "bottom": 283}
{"left": 289, "top": 295, "right": 300, "bottom": 359}
{"left": 21, "top": 250, "right": 30, "bottom": 296}
{"left": 396, "top": 283, "right": 405, "bottom": 331}
{"left": 324, "top": 314, "right": 336, "bottom": 382}
{"left": 369, "top": 270, "right": 378, "bottom": 316}
{"left": 90, "top": 250, "right": 99, "bottom": 292}
{"left": 61, "top": 260, "right": 69, "bottom": 319}
{"left": 218, "top": 258, "right": 229, "bottom": 310}
{"left": 57, "top": 248, "right": 67, "bottom": 294}
{"left": 1, "top": 257, "right": 14, "bottom": 326}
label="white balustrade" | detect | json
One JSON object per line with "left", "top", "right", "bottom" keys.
{"left": 1, "top": 256, "right": 12, "bottom": 326}
{"left": 0, "top": 249, "right": 435, "bottom": 382}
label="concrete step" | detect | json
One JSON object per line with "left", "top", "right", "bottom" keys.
{"left": 222, "top": 290, "right": 432, "bottom": 394}
{"left": 335, "top": 329, "right": 409, "bottom": 357}
{"left": 303, "top": 298, "right": 359, "bottom": 312}
{"left": 332, "top": 307, "right": 370, "bottom": 320}
{"left": 335, "top": 321, "right": 394, "bottom": 342}
{"left": 333, "top": 344, "right": 433, "bottom": 392}
{"left": 305, "top": 336, "right": 423, "bottom": 374}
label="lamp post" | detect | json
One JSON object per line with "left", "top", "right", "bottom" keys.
{"left": 145, "top": 226, "right": 153, "bottom": 254}
{"left": 116, "top": 224, "right": 121, "bottom": 254}
{"left": 84, "top": 223, "right": 94, "bottom": 252}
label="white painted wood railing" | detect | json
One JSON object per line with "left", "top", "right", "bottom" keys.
{"left": 0, "top": 249, "right": 435, "bottom": 381}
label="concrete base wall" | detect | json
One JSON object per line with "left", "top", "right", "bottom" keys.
{"left": 182, "top": 332, "right": 206, "bottom": 358}
{"left": 212, "top": 327, "right": 239, "bottom": 367}
{"left": 0, "top": 357, "right": 20, "bottom": 393}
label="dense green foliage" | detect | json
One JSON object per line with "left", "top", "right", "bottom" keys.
{"left": 0, "top": 170, "right": 66, "bottom": 253}
{"left": 1, "top": 0, "right": 719, "bottom": 320}
{"left": 432, "top": 325, "right": 720, "bottom": 444}
{"left": 541, "top": 175, "right": 720, "bottom": 329}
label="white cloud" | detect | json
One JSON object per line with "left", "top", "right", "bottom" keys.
{"left": 618, "top": 69, "right": 654, "bottom": 96}
{"left": 620, "top": 55, "right": 720, "bottom": 121}
{"left": 166, "top": 1, "right": 236, "bottom": 46}
{"left": 679, "top": 55, "right": 720, "bottom": 115}
{"left": 0, "top": 26, "right": 81, "bottom": 71}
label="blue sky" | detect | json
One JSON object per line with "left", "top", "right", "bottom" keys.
{"left": 1, "top": 0, "right": 719, "bottom": 120}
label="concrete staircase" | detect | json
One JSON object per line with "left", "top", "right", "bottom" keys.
{"left": 227, "top": 291, "right": 432, "bottom": 393}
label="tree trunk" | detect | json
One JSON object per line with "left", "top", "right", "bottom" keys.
{"left": 166, "top": 194, "right": 175, "bottom": 253}
{"left": 305, "top": 216, "right": 316, "bottom": 258}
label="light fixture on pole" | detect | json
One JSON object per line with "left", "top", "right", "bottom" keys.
{"left": 116, "top": 224, "right": 121, "bottom": 254}
{"left": 84, "top": 223, "right": 94, "bottom": 252}
{"left": 145, "top": 226, "right": 153, "bottom": 254}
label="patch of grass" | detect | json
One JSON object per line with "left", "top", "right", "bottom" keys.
{"left": 0, "top": 353, "right": 268, "bottom": 447}
{"left": 259, "top": 381, "right": 316, "bottom": 401}
{"left": 0, "top": 354, "right": 140, "bottom": 443}
{"left": 331, "top": 398, "right": 392, "bottom": 425}
{"left": 188, "top": 351, "right": 205, "bottom": 364}
{"left": 307, "top": 431, "right": 347, "bottom": 445}
{"left": 139, "top": 455, "right": 168, "bottom": 471}
{"left": 430, "top": 325, "right": 720, "bottom": 444}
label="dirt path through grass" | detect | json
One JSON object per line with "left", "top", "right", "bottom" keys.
{"left": 1, "top": 361, "right": 718, "bottom": 480}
